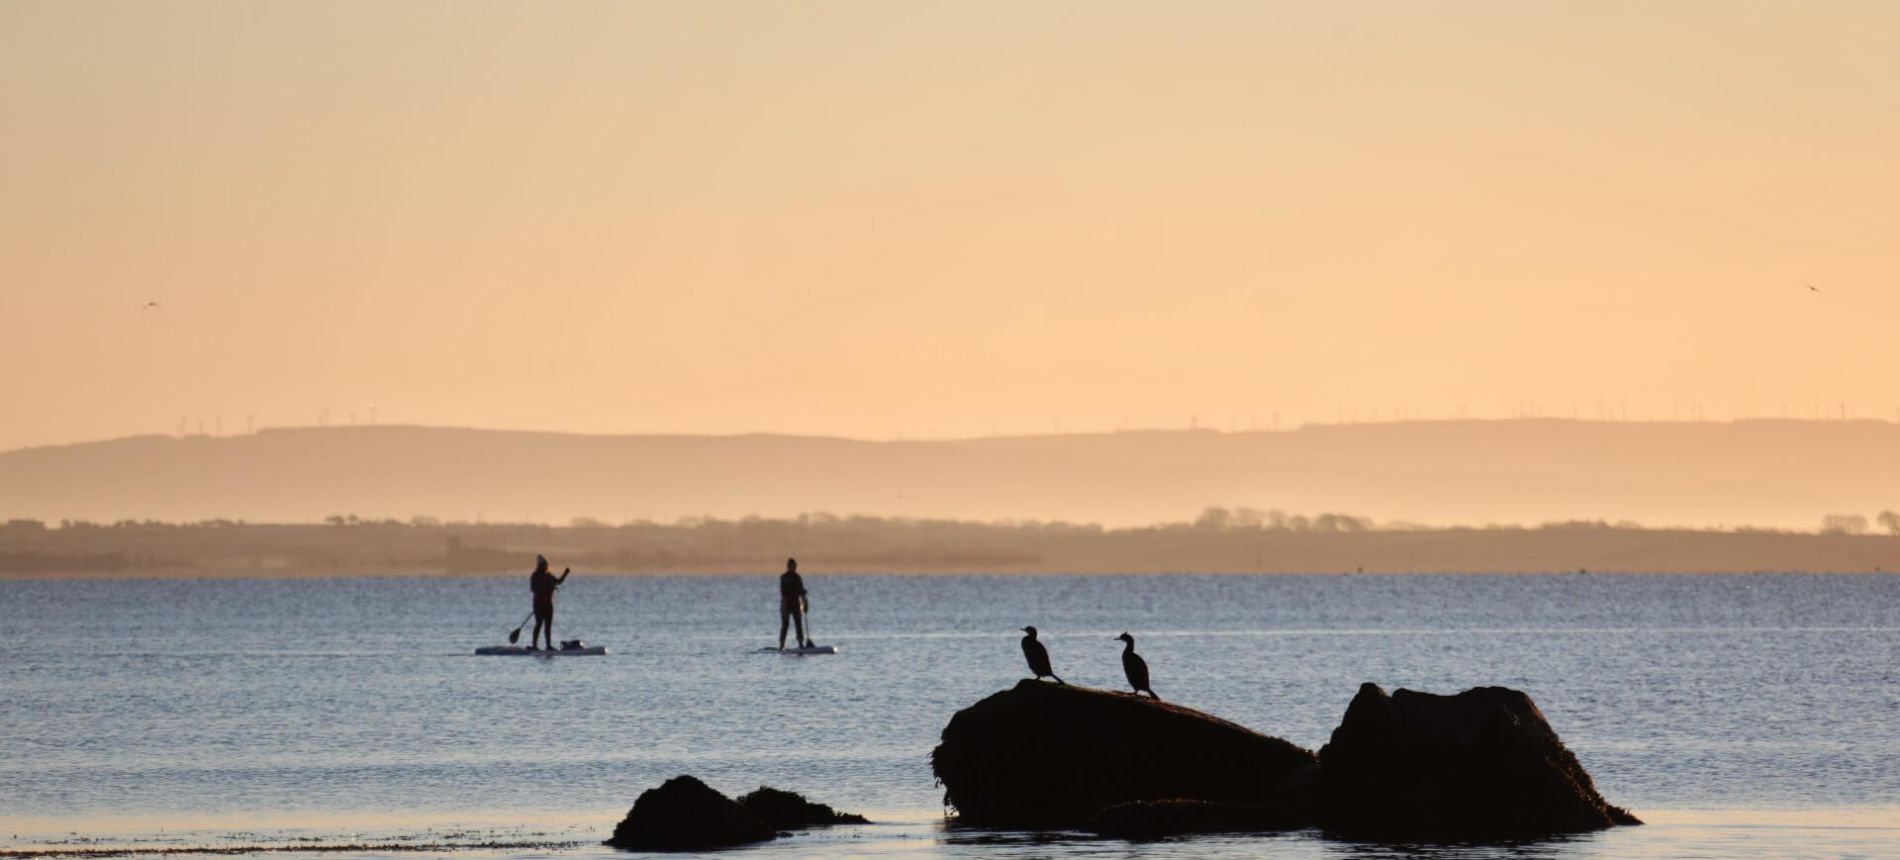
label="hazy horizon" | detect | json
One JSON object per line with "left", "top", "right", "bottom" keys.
{"left": 4, "top": 420, "right": 1897, "bottom": 530}
{"left": 7, "top": 2, "right": 1900, "bottom": 454}
{"left": 11, "top": 413, "right": 1900, "bottom": 454}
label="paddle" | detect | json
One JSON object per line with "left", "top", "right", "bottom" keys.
{"left": 506, "top": 609, "right": 535, "bottom": 645}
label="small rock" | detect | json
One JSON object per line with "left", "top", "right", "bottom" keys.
{"left": 737, "top": 786, "right": 870, "bottom": 829}
{"left": 604, "top": 775, "right": 775, "bottom": 851}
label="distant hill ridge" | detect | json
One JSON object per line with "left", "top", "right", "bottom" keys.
{"left": 1, "top": 420, "right": 1896, "bottom": 528}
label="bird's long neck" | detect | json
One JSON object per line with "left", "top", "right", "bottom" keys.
{"left": 1121, "top": 639, "right": 1134, "bottom": 654}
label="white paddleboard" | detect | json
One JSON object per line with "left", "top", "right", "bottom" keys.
{"left": 754, "top": 645, "right": 838, "bottom": 655}
{"left": 475, "top": 645, "right": 608, "bottom": 656}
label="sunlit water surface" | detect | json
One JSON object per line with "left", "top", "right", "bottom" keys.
{"left": 4, "top": 573, "right": 1897, "bottom": 858}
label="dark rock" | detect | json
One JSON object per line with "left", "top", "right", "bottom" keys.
{"left": 604, "top": 775, "right": 775, "bottom": 851}
{"left": 1085, "top": 798, "right": 1307, "bottom": 840}
{"left": 736, "top": 786, "right": 870, "bottom": 829}
{"left": 1316, "top": 683, "right": 1641, "bottom": 840}
{"left": 931, "top": 679, "right": 1318, "bottom": 828}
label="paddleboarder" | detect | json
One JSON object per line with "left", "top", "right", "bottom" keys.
{"left": 529, "top": 555, "right": 570, "bottom": 651}
{"left": 779, "top": 558, "right": 811, "bottom": 651}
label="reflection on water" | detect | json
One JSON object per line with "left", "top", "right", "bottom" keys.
{"left": 3, "top": 573, "right": 1897, "bottom": 859}
{"left": 7, "top": 809, "right": 1897, "bottom": 859}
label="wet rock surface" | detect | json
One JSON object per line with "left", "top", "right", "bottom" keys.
{"left": 1084, "top": 797, "right": 1309, "bottom": 840}
{"left": 1316, "top": 683, "right": 1641, "bottom": 840}
{"left": 934, "top": 680, "right": 1637, "bottom": 843}
{"left": 931, "top": 679, "right": 1318, "bottom": 828}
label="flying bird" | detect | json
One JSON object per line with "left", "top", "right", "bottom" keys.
{"left": 1806, "top": 285, "right": 1820, "bottom": 293}
{"left": 142, "top": 301, "right": 160, "bottom": 310}
{"left": 1020, "top": 626, "right": 1064, "bottom": 684}
{"left": 1116, "top": 632, "right": 1159, "bottom": 699}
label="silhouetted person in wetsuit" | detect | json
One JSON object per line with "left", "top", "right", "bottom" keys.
{"left": 529, "top": 555, "right": 570, "bottom": 650}
{"left": 779, "top": 558, "right": 811, "bottom": 650}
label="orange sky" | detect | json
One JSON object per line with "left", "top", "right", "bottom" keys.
{"left": 3, "top": 2, "right": 1897, "bottom": 452}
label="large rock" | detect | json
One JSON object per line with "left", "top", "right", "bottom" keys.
{"left": 931, "top": 680, "right": 1318, "bottom": 828}
{"left": 1084, "top": 798, "right": 1308, "bottom": 840}
{"left": 604, "top": 775, "right": 775, "bottom": 851}
{"left": 1317, "top": 683, "right": 1641, "bottom": 840}
{"left": 736, "top": 786, "right": 870, "bottom": 829}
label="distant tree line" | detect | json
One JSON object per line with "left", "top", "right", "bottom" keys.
{"left": 7, "top": 507, "right": 1900, "bottom": 576}
{"left": 1822, "top": 511, "right": 1900, "bottom": 536}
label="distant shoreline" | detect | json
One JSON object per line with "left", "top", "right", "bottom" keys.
{"left": 4, "top": 518, "right": 1895, "bottom": 579}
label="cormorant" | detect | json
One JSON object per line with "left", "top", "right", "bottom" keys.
{"left": 1116, "top": 632, "right": 1159, "bottom": 699}
{"left": 1020, "top": 626, "right": 1064, "bottom": 684}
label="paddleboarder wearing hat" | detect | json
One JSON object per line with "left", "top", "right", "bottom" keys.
{"left": 528, "top": 555, "right": 570, "bottom": 651}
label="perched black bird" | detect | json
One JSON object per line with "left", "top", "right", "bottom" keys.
{"left": 1020, "top": 626, "right": 1064, "bottom": 684}
{"left": 1116, "top": 632, "right": 1159, "bottom": 699}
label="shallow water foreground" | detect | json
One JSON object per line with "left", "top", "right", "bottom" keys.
{"left": 3, "top": 573, "right": 1897, "bottom": 858}
{"left": 5, "top": 808, "right": 1898, "bottom": 859}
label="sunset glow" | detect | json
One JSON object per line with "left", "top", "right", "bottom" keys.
{"left": 5, "top": 2, "right": 1898, "bottom": 452}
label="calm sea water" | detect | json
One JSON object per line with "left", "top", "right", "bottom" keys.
{"left": 3, "top": 573, "right": 1898, "bottom": 859}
